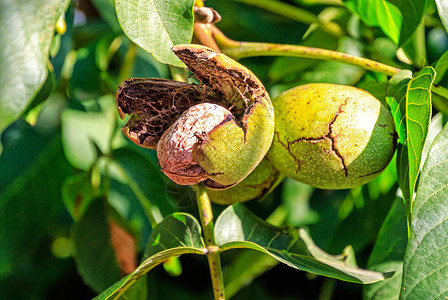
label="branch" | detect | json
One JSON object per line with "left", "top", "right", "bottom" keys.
{"left": 213, "top": 27, "right": 400, "bottom": 76}
{"left": 193, "top": 184, "right": 225, "bottom": 300}
{"left": 210, "top": 26, "right": 448, "bottom": 99}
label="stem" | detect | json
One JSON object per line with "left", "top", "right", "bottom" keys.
{"left": 193, "top": 184, "right": 225, "bottom": 300}
{"left": 214, "top": 29, "right": 400, "bottom": 76}
{"left": 211, "top": 26, "right": 448, "bottom": 99}
{"left": 194, "top": 23, "right": 221, "bottom": 52}
{"left": 232, "top": 0, "right": 343, "bottom": 37}
{"left": 317, "top": 278, "right": 336, "bottom": 300}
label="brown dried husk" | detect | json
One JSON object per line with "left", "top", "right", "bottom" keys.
{"left": 116, "top": 45, "right": 273, "bottom": 188}
{"left": 116, "top": 46, "right": 267, "bottom": 150}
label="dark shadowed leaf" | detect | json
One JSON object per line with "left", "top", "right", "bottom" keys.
{"left": 0, "top": 0, "right": 69, "bottom": 131}
{"left": 223, "top": 249, "right": 278, "bottom": 298}
{"left": 364, "top": 198, "right": 407, "bottom": 300}
{"left": 72, "top": 198, "right": 123, "bottom": 293}
{"left": 215, "top": 203, "right": 390, "bottom": 284}
{"left": 95, "top": 213, "right": 206, "bottom": 299}
{"left": 401, "top": 122, "right": 448, "bottom": 299}
{"left": 92, "top": 0, "right": 121, "bottom": 31}
{"left": 302, "top": 161, "right": 397, "bottom": 256}
{"left": 115, "top": 0, "right": 195, "bottom": 66}
{"left": 0, "top": 121, "right": 73, "bottom": 279}
{"left": 324, "top": 182, "right": 397, "bottom": 254}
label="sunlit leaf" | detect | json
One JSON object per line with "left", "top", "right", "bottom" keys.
{"left": 401, "top": 122, "right": 448, "bottom": 298}
{"left": 343, "top": 0, "right": 401, "bottom": 43}
{"left": 215, "top": 203, "right": 390, "bottom": 284}
{"left": 389, "top": 0, "right": 427, "bottom": 46}
{"left": 436, "top": 0, "right": 448, "bottom": 35}
{"left": 386, "top": 67, "right": 435, "bottom": 224}
{"left": 115, "top": 0, "right": 195, "bottom": 66}
{"left": 0, "top": 0, "right": 69, "bottom": 131}
{"left": 343, "top": 0, "right": 427, "bottom": 46}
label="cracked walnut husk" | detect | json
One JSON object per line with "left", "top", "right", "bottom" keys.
{"left": 116, "top": 45, "right": 275, "bottom": 189}
{"left": 266, "top": 83, "right": 396, "bottom": 189}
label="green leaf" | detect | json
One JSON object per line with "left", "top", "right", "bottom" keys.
{"left": 0, "top": 0, "right": 69, "bottom": 131}
{"left": 62, "top": 172, "right": 98, "bottom": 220}
{"left": 95, "top": 213, "right": 206, "bottom": 299}
{"left": 61, "top": 95, "right": 117, "bottom": 170}
{"left": 364, "top": 198, "right": 408, "bottom": 300}
{"left": 343, "top": 0, "right": 427, "bottom": 46}
{"left": 389, "top": 0, "right": 427, "bottom": 46}
{"left": 91, "top": 0, "right": 121, "bottom": 31}
{"left": 115, "top": 0, "right": 195, "bottom": 67}
{"left": 0, "top": 93, "right": 69, "bottom": 209}
{"left": 110, "top": 147, "right": 176, "bottom": 219}
{"left": 386, "top": 67, "right": 435, "bottom": 223}
{"left": 401, "top": 122, "right": 448, "bottom": 299}
{"left": 144, "top": 213, "right": 205, "bottom": 257}
{"left": 282, "top": 178, "right": 317, "bottom": 227}
{"left": 69, "top": 43, "right": 107, "bottom": 101}
{"left": 215, "top": 203, "right": 390, "bottom": 284}
{"left": 0, "top": 122, "right": 73, "bottom": 279}
{"left": 403, "top": 67, "right": 435, "bottom": 211}
{"left": 324, "top": 181, "right": 397, "bottom": 254}
{"left": 437, "top": 0, "right": 448, "bottom": 34}
{"left": 434, "top": 50, "right": 448, "bottom": 85}
{"left": 343, "top": 0, "right": 401, "bottom": 44}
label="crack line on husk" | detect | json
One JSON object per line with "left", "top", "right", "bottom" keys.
{"left": 276, "top": 99, "right": 349, "bottom": 177}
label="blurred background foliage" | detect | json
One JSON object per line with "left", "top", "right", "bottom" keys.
{"left": 1, "top": 0, "right": 448, "bottom": 299}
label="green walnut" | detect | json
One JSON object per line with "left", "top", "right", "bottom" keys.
{"left": 267, "top": 83, "right": 396, "bottom": 189}
{"left": 116, "top": 45, "right": 274, "bottom": 189}
{"left": 207, "top": 159, "right": 284, "bottom": 205}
